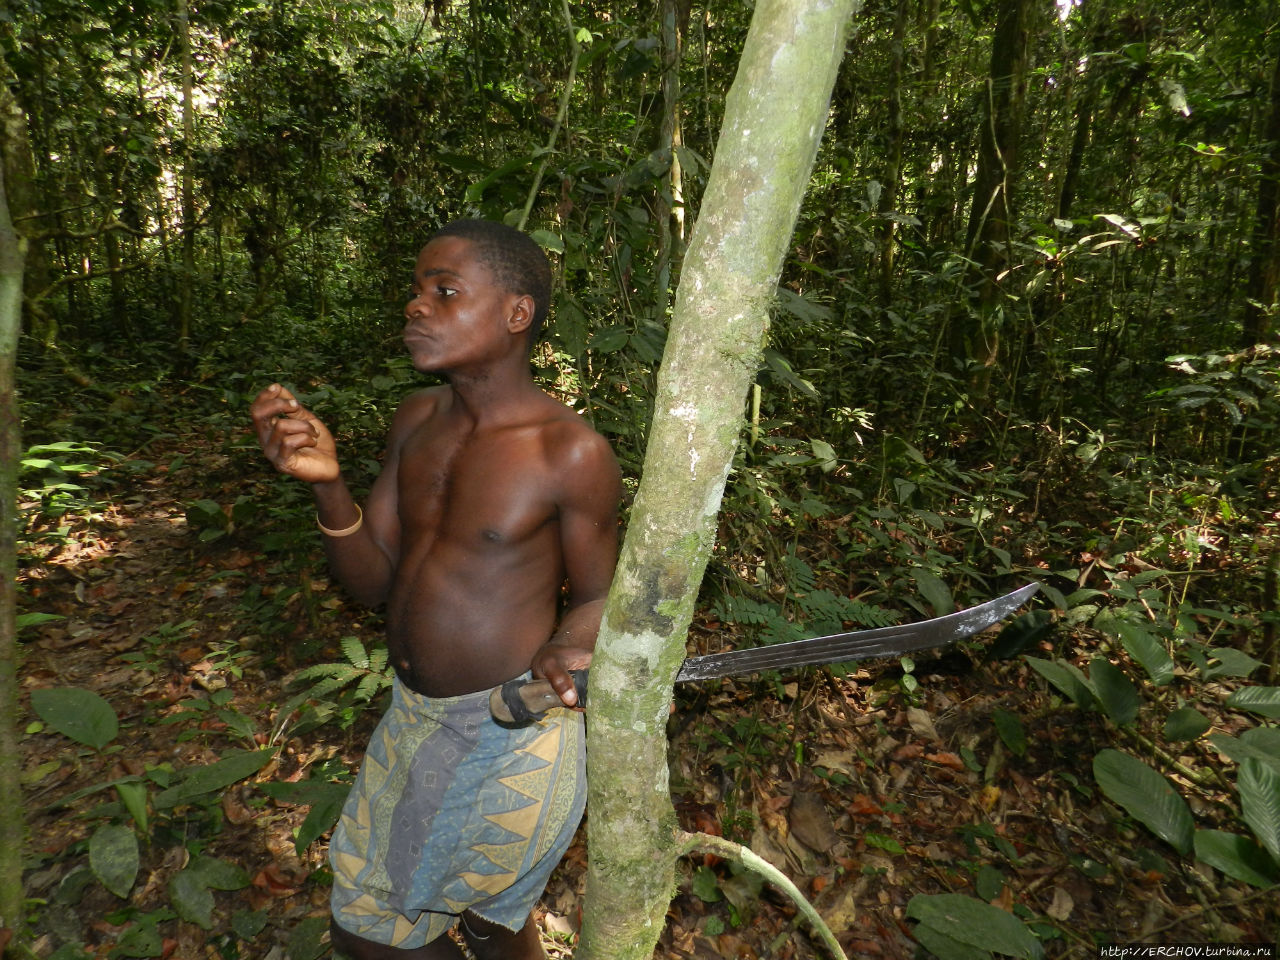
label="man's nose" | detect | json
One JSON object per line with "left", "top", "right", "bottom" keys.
{"left": 405, "top": 295, "right": 428, "bottom": 320}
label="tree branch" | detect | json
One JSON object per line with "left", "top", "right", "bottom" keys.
{"left": 674, "top": 830, "right": 849, "bottom": 960}
{"left": 516, "top": 0, "right": 579, "bottom": 231}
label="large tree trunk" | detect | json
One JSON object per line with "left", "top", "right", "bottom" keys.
{"left": 0, "top": 58, "right": 30, "bottom": 951}
{"left": 576, "top": 0, "right": 859, "bottom": 956}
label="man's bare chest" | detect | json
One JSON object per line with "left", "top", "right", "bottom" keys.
{"left": 395, "top": 425, "right": 557, "bottom": 545}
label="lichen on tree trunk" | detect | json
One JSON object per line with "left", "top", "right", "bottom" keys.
{"left": 577, "top": 0, "right": 860, "bottom": 956}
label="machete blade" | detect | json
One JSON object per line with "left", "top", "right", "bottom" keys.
{"left": 489, "top": 583, "right": 1040, "bottom": 723}
{"left": 674, "top": 582, "right": 1040, "bottom": 681}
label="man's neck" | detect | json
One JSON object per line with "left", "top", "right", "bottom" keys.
{"left": 446, "top": 362, "right": 541, "bottom": 424}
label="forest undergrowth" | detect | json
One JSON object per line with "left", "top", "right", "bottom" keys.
{"left": 12, "top": 357, "right": 1280, "bottom": 959}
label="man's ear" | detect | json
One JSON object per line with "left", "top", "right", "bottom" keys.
{"left": 506, "top": 294, "right": 535, "bottom": 336}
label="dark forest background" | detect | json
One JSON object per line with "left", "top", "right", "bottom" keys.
{"left": 5, "top": 0, "right": 1280, "bottom": 956}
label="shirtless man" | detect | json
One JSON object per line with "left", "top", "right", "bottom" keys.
{"left": 250, "top": 220, "right": 622, "bottom": 960}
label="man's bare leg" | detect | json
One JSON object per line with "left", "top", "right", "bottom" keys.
{"left": 329, "top": 920, "right": 463, "bottom": 960}
{"left": 459, "top": 912, "right": 545, "bottom": 960}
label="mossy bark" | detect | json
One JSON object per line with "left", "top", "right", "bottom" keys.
{"left": 577, "top": 0, "right": 859, "bottom": 956}
{"left": 0, "top": 61, "right": 30, "bottom": 948}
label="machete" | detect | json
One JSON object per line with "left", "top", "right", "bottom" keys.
{"left": 490, "top": 582, "right": 1039, "bottom": 724}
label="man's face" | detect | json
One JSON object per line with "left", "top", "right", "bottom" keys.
{"left": 402, "top": 236, "right": 522, "bottom": 375}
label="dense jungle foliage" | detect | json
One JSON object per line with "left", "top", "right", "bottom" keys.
{"left": 4, "top": 0, "right": 1280, "bottom": 956}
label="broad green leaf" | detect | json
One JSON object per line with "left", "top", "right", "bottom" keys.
{"left": 911, "top": 568, "right": 953, "bottom": 617}
{"left": 153, "top": 749, "right": 274, "bottom": 810}
{"left": 116, "top": 780, "right": 149, "bottom": 832}
{"left": 31, "top": 688, "right": 119, "bottom": 750}
{"left": 89, "top": 824, "right": 139, "bottom": 899}
{"left": 1241, "top": 726, "right": 1280, "bottom": 756}
{"left": 1089, "top": 658, "right": 1140, "bottom": 726}
{"left": 1093, "top": 749, "right": 1194, "bottom": 855}
{"left": 1107, "top": 620, "right": 1175, "bottom": 687}
{"left": 1208, "top": 733, "right": 1280, "bottom": 777}
{"left": 528, "top": 229, "right": 565, "bottom": 253}
{"left": 109, "top": 922, "right": 163, "bottom": 958}
{"left": 185, "top": 499, "right": 228, "bottom": 530}
{"left": 294, "top": 784, "right": 351, "bottom": 855}
{"left": 16, "top": 612, "right": 65, "bottom": 630}
{"left": 991, "top": 708, "right": 1027, "bottom": 757}
{"left": 986, "top": 610, "right": 1055, "bottom": 661}
{"left": 975, "top": 865, "right": 1006, "bottom": 901}
{"left": 1024, "top": 657, "right": 1097, "bottom": 710}
{"left": 288, "top": 916, "right": 331, "bottom": 960}
{"left": 1226, "top": 687, "right": 1280, "bottom": 719}
{"left": 231, "top": 909, "right": 269, "bottom": 940}
{"left": 809, "top": 438, "right": 838, "bottom": 474}
{"left": 189, "top": 855, "right": 250, "bottom": 891}
{"left": 1204, "top": 647, "right": 1264, "bottom": 680}
{"left": 169, "top": 869, "right": 215, "bottom": 929}
{"left": 691, "top": 865, "right": 723, "bottom": 902}
{"left": 913, "top": 920, "right": 992, "bottom": 960}
{"left": 906, "top": 894, "right": 1043, "bottom": 958}
{"left": 1238, "top": 758, "right": 1280, "bottom": 863}
{"left": 1194, "top": 830, "right": 1280, "bottom": 888}
{"left": 1163, "top": 707, "right": 1210, "bottom": 742}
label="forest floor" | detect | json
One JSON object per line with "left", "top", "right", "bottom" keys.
{"left": 14, "top": 425, "right": 1279, "bottom": 960}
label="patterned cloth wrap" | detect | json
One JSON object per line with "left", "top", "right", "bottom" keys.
{"left": 329, "top": 676, "right": 585, "bottom": 948}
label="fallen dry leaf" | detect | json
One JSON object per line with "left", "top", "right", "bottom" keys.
{"left": 789, "top": 791, "right": 840, "bottom": 852}
{"left": 925, "top": 751, "right": 965, "bottom": 771}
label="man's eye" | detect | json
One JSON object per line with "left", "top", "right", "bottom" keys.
{"left": 438, "top": 286, "right": 457, "bottom": 297}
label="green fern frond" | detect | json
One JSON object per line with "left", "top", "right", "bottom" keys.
{"left": 340, "top": 635, "right": 369, "bottom": 670}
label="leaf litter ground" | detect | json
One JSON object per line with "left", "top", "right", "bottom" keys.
{"left": 16, "top": 432, "right": 1278, "bottom": 959}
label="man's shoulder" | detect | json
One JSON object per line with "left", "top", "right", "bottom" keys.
{"left": 394, "top": 385, "right": 450, "bottom": 422}
{"left": 536, "top": 399, "right": 612, "bottom": 453}
{"left": 536, "top": 405, "right": 620, "bottom": 490}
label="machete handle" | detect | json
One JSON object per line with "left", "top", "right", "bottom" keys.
{"left": 490, "top": 669, "right": 590, "bottom": 725}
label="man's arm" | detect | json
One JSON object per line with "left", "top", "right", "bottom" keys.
{"left": 250, "top": 383, "right": 416, "bottom": 607}
{"left": 530, "top": 427, "right": 623, "bottom": 706}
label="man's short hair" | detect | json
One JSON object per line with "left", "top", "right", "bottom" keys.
{"left": 433, "top": 220, "right": 553, "bottom": 344}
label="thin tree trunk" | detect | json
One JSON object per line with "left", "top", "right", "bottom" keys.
{"left": 0, "top": 57, "right": 30, "bottom": 951}
{"left": 875, "top": 0, "right": 908, "bottom": 305}
{"left": 177, "top": 0, "right": 195, "bottom": 351}
{"left": 577, "top": 0, "right": 859, "bottom": 956}
{"left": 655, "top": 0, "right": 688, "bottom": 293}
{"left": 1243, "top": 43, "right": 1280, "bottom": 348}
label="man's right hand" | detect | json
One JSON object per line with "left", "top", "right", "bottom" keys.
{"left": 250, "top": 384, "right": 341, "bottom": 484}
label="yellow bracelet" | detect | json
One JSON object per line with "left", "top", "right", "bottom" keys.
{"left": 318, "top": 505, "right": 363, "bottom": 537}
